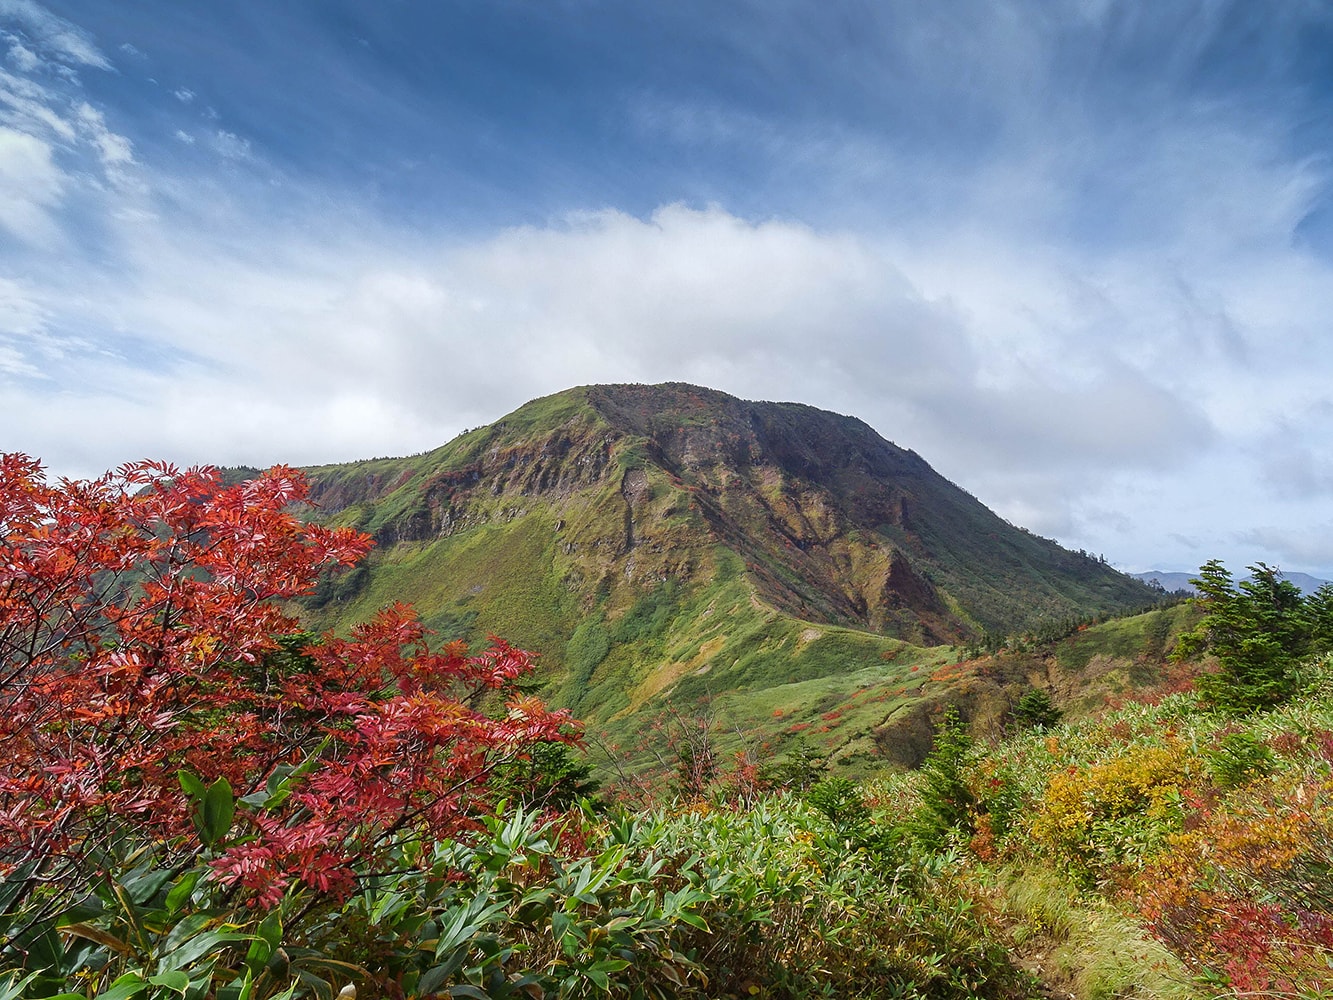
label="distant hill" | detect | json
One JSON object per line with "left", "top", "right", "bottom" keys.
{"left": 1278, "top": 571, "right": 1331, "bottom": 593}
{"left": 284, "top": 383, "right": 1160, "bottom": 765}
{"left": 1132, "top": 569, "right": 1330, "bottom": 595}
{"left": 1132, "top": 571, "right": 1199, "bottom": 594}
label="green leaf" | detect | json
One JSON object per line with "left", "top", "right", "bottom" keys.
{"left": 585, "top": 969, "right": 610, "bottom": 991}
{"left": 238, "top": 765, "right": 293, "bottom": 810}
{"left": 158, "top": 929, "right": 251, "bottom": 972}
{"left": 266, "top": 762, "right": 298, "bottom": 795}
{"left": 0, "top": 973, "right": 41, "bottom": 1000}
{"left": 257, "top": 910, "right": 283, "bottom": 949}
{"left": 165, "top": 871, "right": 203, "bottom": 915}
{"left": 178, "top": 770, "right": 206, "bottom": 801}
{"left": 199, "top": 778, "right": 235, "bottom": 847}
{"left": 25, "top": 927, "right": 66, "bottom": 970}
{"left": 241, "top": 737, "right": 330, "bottom": 811}
{"left": 433, "top": 897, "right": 505, "bottom": 959}
{"left": 235, "top": 790, "right": 270, "bottom": 809}
{"left": 94, "top": 973, "right": 148, "bottom": 1000}
{"left": 550, "top": 910, "right": 577, "bottom": 956}
{"left": 122, "top": 867, "right": 175, "bottom": 905}
{"left": 147, "top": 971, "right": 190, "bottom": 995}
{"left": 294, "top": 969, "right": 331, "bottom": 1000}
{"left": 242, "top": 910, "right": 282, "bottom": 973}
{"left": 244, "top": 936, "right": 273, "bottom": 975}
{"left": 675, "top": 912, "right": 708, "bottom": 930}
{"left": 0, "top": 861, "right": 40, "bottom": 914}
{"left": 161, "top": 912, "right": 211, "bottom": 952}
{"left": 108, "top": 880, "right": 150, "bottom": 953}
{"left": 417, "top": 964, "right": 455, "bottom": 996}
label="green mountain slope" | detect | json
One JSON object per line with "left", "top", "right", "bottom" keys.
{"left": 292, "top": 383, "right": 1159, "bottom": 757}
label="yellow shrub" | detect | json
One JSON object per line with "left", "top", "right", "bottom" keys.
{"left": 1030, "top": 741, "right": 1196, "bottom": 876}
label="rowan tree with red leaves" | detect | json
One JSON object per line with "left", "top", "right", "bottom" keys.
{"left": 0, "top": 454, "right": 576, "bottom": 924}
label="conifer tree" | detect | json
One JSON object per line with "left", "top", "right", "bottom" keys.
{"left": 912, "top": 705, "right": 976, "bottom": 846}
{"left": 1175, "top": 561, "right": 1307, "bottom": 713}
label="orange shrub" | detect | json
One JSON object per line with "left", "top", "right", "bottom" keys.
{"left": 1134, "top": 775, "right": 1333, "bottom": 993}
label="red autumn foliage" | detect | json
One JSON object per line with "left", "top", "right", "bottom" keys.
{"left": 0, "top": 454, "right": 575, "bottom": 908}
{"left": 1134, "top": 774, "right": 1333, "bottom": 992}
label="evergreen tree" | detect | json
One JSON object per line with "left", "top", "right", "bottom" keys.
{"left": 1175, "top": 561, "right": 1308, "bottom": 713}
{"left": 1306, "top": 583, "right": 1333, "bottom": 655}
{"left": 1013, "top": 688, "right": 1062, "bottom": 731}
{"left": 911, "top": 705, "right": 976, "bottom": 846}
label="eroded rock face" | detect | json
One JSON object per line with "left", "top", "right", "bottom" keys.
{"left": 292, "top": 383, "right": 1161, "bottom": 772}
{"left": 304, "top": 382, "right": 1154, "bottom": 642}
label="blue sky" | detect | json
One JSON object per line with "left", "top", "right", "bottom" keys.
{"left": 5, "top": 0, "right": 1333, "bottom": 578}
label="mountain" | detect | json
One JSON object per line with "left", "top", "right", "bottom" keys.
{"left": 1132, "top": 569, "right": 1331, "bottom": 595}
{"left": 291, "top": 383, "right": 1159, "bottom": 764}
{"left": 1132, "top": 571, "right": 1199, "bottom": 594}
{"left": 1277, "top": 571, "right": 1331, "bottom": 594}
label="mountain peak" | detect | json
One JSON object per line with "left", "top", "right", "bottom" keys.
{"left": 298, "top": 382, "right": 1158, "bottom": 753}
{"left": 307, "top": 382, "right": 1152, "bottom": 640}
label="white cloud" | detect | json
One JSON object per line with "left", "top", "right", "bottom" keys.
{"left": 1235, "top": 525, "right": 1333, "bottom": 572}
{"left": 0, "top": 277, "right": 54, "bottom": 381}
{"left": 0, "top": 0, "right": 108, "bottom": 69}
{"left": 0, "top": 344, "right": 39, "bottom": 375}
{"left": 9, "top": 203, "right": 1222, "bottom": 487}
{"left": 75, "top": 100, "right": 132, "bottom": 169}
{"left": 210, "top": 129, "right": 251, "bottom": 160}
{"left": 5, "top": 37, "right": 36, "bottom": 71}
{"left": 28, "top": 184, "right": 1322, "bottom": 573}
{"left": 0, "top": 125, "right": 61, "bottom": 243}
{"left": 172, "top": 87, "right": 194, "bottom": 104}
{"left": 0, "top": 65, "right": 79, "bottom": 141}
{"left": 0, "top": 17, "right": 136, "bottom": 248}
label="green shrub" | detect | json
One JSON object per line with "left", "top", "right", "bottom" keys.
{"left": 1206, "top": 730, "right": 1275, "bottom": 789}
{"left": 805, "top": 777, "right": 871, "bottom": 835}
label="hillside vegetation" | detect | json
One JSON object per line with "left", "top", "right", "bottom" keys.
{"left": 6, "top": 455, "right": 1333, "bottom": 999}
{"left": 288, "top": 383, "right": 1159, "bottom": 767}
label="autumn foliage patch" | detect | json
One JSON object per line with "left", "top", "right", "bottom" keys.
{"left": 0, "top": 454, "right": 575, "bottom": 918}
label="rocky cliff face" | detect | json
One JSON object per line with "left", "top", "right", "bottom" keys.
{"left": 98, "top": 383, "right": 1134, "bottom": 783}
{"left": 293, "top": 383, "right": 1161, "bottom": 770}
{"left": 304, "top": 383, "right": 1153, "bottom": 646}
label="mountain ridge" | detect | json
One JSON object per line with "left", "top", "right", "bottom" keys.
{"left": 1132, "top": 569, "right": 1331, "bottom": 595}
{"left": 287, "top": 382, "right": 1159, "bottom": 763}
{"left": 302, "top": 383, "right": 1153, "bottom": 637}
